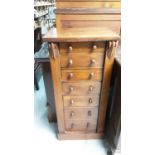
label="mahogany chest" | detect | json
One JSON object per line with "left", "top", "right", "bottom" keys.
{"left": 43, "top": 27, "right": 119, "bottom": 140}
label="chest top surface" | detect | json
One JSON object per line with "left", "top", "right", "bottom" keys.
{"left": 43, "top": 27, "right": 120, "bottom": 42}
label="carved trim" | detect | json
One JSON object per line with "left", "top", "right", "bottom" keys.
{"left": 49, "top": 43, "right": 60, "bottom": 60}
{"left": 107, "top": 41, "right": 118, "bottom": 59}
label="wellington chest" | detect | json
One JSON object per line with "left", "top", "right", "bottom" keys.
{"left": 43, "top": 27, "right": 120, "bottom": 140}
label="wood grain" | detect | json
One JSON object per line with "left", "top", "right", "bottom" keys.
{"left": 62, "top": 81, "right": 101, "bottom": 95}
{"left": 97, "top": 41, "right": 117, "bottom": 133}
{"left": 58, "top": 133, "right": 104, "bottom": 140}
{"left": 60, "top": 52, "right": 104, "bottom": 68}
{"left": 42, "top": 27, "right": 120, "bottom": 42}
{"left": 56, "top": 2, "right": 121, "bottom": 9}
{"left": 63, "top": 95, "right": 100, "bottom": 107}
{"left": 64, "top": 107, "right": 98, "bottom": 120}
{"left": 60, "top": 42, "right": 105, "bottom": 53}
{"left": 49, "top": 43, "right": 65, "bottom": 133}
{"left": 61, "top": 69, "right": 102, "bottom": 81}
{"left": 54, "top": 8, "right": 121, "bottom": 14}
{"left": 65, "top": 119, "right": 97, "bottom": 132}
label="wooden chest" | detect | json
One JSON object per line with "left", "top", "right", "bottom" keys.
{"left": 43, "top": 27, "right": 120, "bottom": 140}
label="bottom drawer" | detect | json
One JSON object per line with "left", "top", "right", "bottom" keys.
{"left": 65, "top": 120, "right": 97, "bottom": 132}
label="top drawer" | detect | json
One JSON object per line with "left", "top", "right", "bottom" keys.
{"left": 59, "top": 42, "right": 105, "bottom": 53}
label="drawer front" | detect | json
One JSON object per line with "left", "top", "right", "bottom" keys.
{"left": 62, "top": 82, "right": 101, "bottom": 95}
{"left": 57, "top": 2, "right": 121, "bottom": 9}
{"left": 61, "top": 69, "right": 102, "bottom": 81}
{"left": 60, "top": 52, "right": 104, "bottom": 68}
{"left": 63, "top": 95, "right": 100, "bottom": 107}
{"left": 65, "top": 120, "right": 97, "bottom": 132}
{"left": 64, "top": 107, "right": 98, "bottom": 120}
{"left": 60, "top": 42, "right": 105, "bottom": 53}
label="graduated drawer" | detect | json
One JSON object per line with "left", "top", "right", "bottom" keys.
{"left": 61, "top": 69, "right": 102, "bottom": 81}
{"left": 62, "top": 82, "right": 101, "bottom": 95}
{"left": 59, "top": 42, "right": 105, "bottom": 53}
{"left": 65, "top": 120, "right": 97, "bottom": 132}
{"left": 63, "top": 95, "right": 100, "bottom": 107}
{"left": 64, "top": 107, "right": 98, "bottom": 120}
{"left": 60, "top": 52, "right": 104, "bottom": 69}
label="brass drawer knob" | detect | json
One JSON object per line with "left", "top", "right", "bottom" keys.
{"left": 70, "top": 111, "right": 75, "bottom": 117}
{"left": 71, "top": 123, "right": 74, "bottom": 129}
{"left": 89, "top": 98, "right": 93, "bottom": 104}
{"left": 89, "top": 72, "right": 94, "bottom": 79}
{"left": 70, "top": 99, "right": 74, "bottom": 105}
{"left": 68, "top": 59, "right": 73, "bottom": 66}
{"left": 86, "top": 122, "right": 90, "bottom": 128}
{"left": 93, "top": 45, "right": 97, "bottom": 50}
{"left": 89, "top": 85, "right": 93, "bottom": 92}
{"left": 69, "top": 86, "right": 74, "bottom": 92}
{"left": 88, "top": 110, "right": 92, "bottom": 116}
{"left": 90, "top": 59, "right": 96, "bottom": 65}
{"left": 68, "top": 73, "right": 73, "bottom": 80}
{"left": 68, "top": 46, "right": 73, "bottom": 51}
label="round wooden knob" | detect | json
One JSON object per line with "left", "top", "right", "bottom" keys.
{"left": 70, "top": 111, "right": 75, "bottom": 117}
{"left": 89, "top": 72, "right": 94, "bottom": 79}
{"left": 86, "top": 122, "right": 90, "bottom": 128}
{"left": 90, "top": 59, "right": 96, "bottom": 65}
{"left": 93, "top": 45, "right": 97, "bottom": 50}
{"left": 88, "top": 111, "right": 92, "bottom": 116}
{"left": 68, "top": 46, "right": 73, "bottom": 51}
{"left": 68, "top": 73, "right": 73, "bottom": 80}
{"left": 68, "top": 59, "right": 73, "bottom": 66}
{"left": 89, "top": 86, "right": 93, "bottom": 92}
{"left": 71, "top": 123, "right": 74, "bottom": 129}
{"left": 69, "top": 86, "right": 74, "bottom": 92}
{"left": 89, "top": 98, "right": 93, "bottom": 104}
{"left": 70, "top": 99, "right": 74, "bottom": 105}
